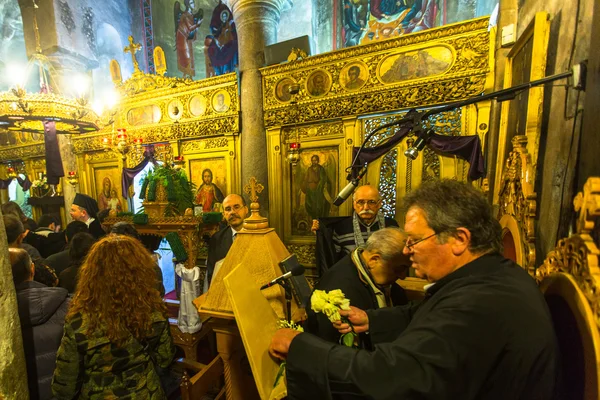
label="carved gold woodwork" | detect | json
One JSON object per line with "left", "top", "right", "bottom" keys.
{"left": 497, "top": 135, "right": 536, "bottom": 273}
{"left": 102, "top": 216, "right": 217, "bottom": 271}
{"left": 536, "top": 177, "right": 600, "bottom": 315}
{"left": 534, "top": 178, "right": 600, "bottom": 399}
{"left": 261, "top": 17, "right": 493, "bottom": 127}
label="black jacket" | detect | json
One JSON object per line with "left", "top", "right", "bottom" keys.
{"left": 16, "top": 281, "right": 69, "bottom": 400}
{"left": 304, "top": 253, "right": 407, "bottom": 347}
{"left": 45, "top": 249, "right": 71, "bottom": 276}
{"left": 287, "top": 253, "right": 558, "bottom": 400}
{"left": 206, "top": 225, "right": 234, "bottom": 286}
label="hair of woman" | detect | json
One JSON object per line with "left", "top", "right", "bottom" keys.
{"left": 67, "top": 234, "right": 166, "bottom": 344}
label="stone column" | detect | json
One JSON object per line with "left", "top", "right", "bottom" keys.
{"left": 0, "top": 212, "right": 29, "bottom": 399}
{"left": 228, "top": 0, "right": 292, "bottom": 217}
{"left": 59, "top": 135, "right": 79, "bottom": 223}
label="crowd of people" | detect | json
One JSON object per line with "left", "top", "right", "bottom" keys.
{"left": 5, "top": 178, "right": 562, "bottom": 399}
{"left": 3, "top": 195, "right": 173, "bottom": 400}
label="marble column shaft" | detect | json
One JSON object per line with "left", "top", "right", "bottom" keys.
{"left": 230, "top": 0, "right": 291, "bottom": 217}
{"left": 0, "top": 213, "right": 29, "bottom": 399}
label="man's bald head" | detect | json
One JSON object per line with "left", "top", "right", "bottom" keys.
{"left": 222, "top": 194, "right": 248, "bottom": 231}
{"left": 352, "top": 185, "right": 382, "bottom": 225}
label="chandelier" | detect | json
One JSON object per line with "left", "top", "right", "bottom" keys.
{"left": 0, "top": 1, "right": 99, "bottom": 134}
{"left": 102, "top": 128, "right": 143, "bottom": 161}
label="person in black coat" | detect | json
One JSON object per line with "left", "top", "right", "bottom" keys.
{"left": 10, "top": 247, "right": 69, "bottom": 400}
{"left": 312, "top": 185, "right": 399, "bottom": 276}
{"left": 69, "top": 193, "right": 105, "bottom": 239}
{"left": 271, "top": 179, "right": 559, "bottom": 400}
{"left": 304, "top": 227, "right": 409, "bottom": 347}
{"left": 44, "top": 221, "right": 89, "bottom": 276}
{"left": 58, "top": 232, "right": 96, "bottom": 293}
{"left": 204, "top": 194, "right": 248, "bottom": 290}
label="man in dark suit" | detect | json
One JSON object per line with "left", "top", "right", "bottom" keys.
{"left": 70, "top": 193, "right": 105, "bottom": 239}
{"left": 312, "top": 185, "right": 399, "bottom": 275}
{"left": 204, "top": 193, "right": 248, "bottom": 291}
{"left": 304, "top": 227, "right": 410, "bottom": 347}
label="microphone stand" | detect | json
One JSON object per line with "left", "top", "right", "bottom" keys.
{"left": 343, "top": 65, "right": 583, "bottom": 184}
{"left": 278, "top": 280, "right": 293, "bottom": 323}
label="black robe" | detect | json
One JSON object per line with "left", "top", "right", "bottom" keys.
{"left": 286, "top": 254, "right": 559, "bottom": 400}
{"left": 206, "top": 225, "right": 233, "bottom": 286}
{"left": 304, "top": 253, "right": 407, "bottom": 348}
{"left": 316, "top": 216, "right": 398, "bottom": 277}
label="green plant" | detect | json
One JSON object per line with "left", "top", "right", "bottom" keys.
{"left": 140, "top": 165, "right": 196, "bottom": 217}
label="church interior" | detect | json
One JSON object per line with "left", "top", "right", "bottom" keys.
{"left": 1, "top": 0, "right": 599, "bottom": 398}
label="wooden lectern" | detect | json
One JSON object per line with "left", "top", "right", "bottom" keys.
{"left": 195, "top": 178, "right": 301, "bottom": 399}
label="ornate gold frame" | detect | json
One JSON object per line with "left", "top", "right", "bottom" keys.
{"left": 535, "top": 178, "right": 600, "bottom": 398}
{"left": 493, "top": 12, "right": 550, "bottom": 203}
{"left": 497, "top": 135, "right": 536, "bottom": 272}
{"left": 78, "top": 151, "right": 129, "bottom": 212}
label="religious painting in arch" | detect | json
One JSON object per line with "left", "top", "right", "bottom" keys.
{"left": 211, "top": 89, "right": 230, "bottom": 113}
{"left": 340, "top": 61, "right": 369, "bottom": 91}
{"left": 291, "top": 148, "right": 339, "bottom": 237}
{"left": 152, "top": 0, "right": 238, "bottom": 79}
{"left": 378, "top": 46, "right": 453, "bottom": 84}
{"left": 93, "top": 167, "right": 124, "bottom": 213}
{"left": 190, "top": 158, "right": 227, "bottom": 212}
{"left": 306, "top": 70, "right": 332, "bottom": 97}
{"left": 341, "top": 0, "right": 498, "bottom": 48}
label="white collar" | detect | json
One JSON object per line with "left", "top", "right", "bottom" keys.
{"left": 84, "top": 217, "right": 95, "bottom": 226}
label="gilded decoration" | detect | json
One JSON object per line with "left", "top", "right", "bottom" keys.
{"left": 497, "top": 135, "right": 536, "bottom": 273}
{"left": 282, "top": 122, "right": 344, "bottom": 142}
{"left": 0, "top": 143, "right": 45, "bottom": 161}
{"left": 535, "top": 178, "right": 600, "bottom": 321}
{"left": 261, "top": 17, "right": 491, "bottom": 127}
{"left": 182, "top": 137, "right": 229, "bottom": 153}
{"left": 285, "top": 244, "right": 317, "bottom": 267}
{"left": 378, "top": 149, "right": 398, "bottom": 218}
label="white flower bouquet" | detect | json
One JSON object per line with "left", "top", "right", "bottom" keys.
{"left": 311, "top": 289, "right": 357, "bottom": 347}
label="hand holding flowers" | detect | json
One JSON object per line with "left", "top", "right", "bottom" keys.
{"left": 311, "top": 289, "right": 357, "bottom": 347}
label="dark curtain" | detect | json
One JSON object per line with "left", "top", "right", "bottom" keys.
{"left": 43, "top": 121, "right": 64, "bottom": 185}
{"left": 121, "top": 145, "right": 156, "bottom": 198}
{"left": 351, "top": 127, "right": 486, "bottom": 181}
{"left": 0, "top": 176, "right": 32, "bottom": 191}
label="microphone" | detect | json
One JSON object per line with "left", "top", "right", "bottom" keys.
{"left": 404, "top": 129, "right": 433, "bottom": 160}
{"left": 333, "top": 180, "right": 358, "bottom": 206}
{"left": 260, "top": 264, "right": 305, "bottom": 290}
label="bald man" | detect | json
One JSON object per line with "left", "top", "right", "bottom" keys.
{"left": 312, "top": 185, "right": 399, "bottom": 274}
{"left": 204, "top": 194, "right": 248, "bottom": 290}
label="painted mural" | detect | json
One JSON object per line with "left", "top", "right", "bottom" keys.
{"left": 342, "top": 0, "right": 498, "bottom": 48}
{"left": 153, "top": 0, "right": 238, "bottom": 80}
{"left": 0, "top": 0, "right": 28, "bottom": 91}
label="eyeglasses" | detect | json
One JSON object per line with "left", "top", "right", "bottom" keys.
{"left": 354, "top": 199, "right": 379, "bottom": 207}
{"left": 405, "top": 232, "right": 437, "bottom": 249}
{"left": 224, "top": 204, "right": 244, "bottom": 212}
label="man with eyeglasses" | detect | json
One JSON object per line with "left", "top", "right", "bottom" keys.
{"left": 204, "top": 194, "right": 248, "bottom": 291}
{"left": 271, "top": 179, "right": 558, "bottom": 399}
{"left": 312, "top": 185, "right": 398, "bottom": 275}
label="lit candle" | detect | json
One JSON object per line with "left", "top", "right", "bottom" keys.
{"left": 289, "top": 142, "right": 301, "bottom": 150}
{"left": 68, "top": 171, "right": 76, "bottom": 177}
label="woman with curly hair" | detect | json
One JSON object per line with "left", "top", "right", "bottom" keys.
{"left": 52, "top": 235, "right": 175, "bottom": 399}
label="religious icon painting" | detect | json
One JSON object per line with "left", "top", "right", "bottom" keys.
{"left": 127, "top": 105, "right": 162, "bottom": 126}
{"left": 167, "top": 99, "right": 184, "bottom": 121}
{"left": 306, "top": 70, "right": 332, "bottom": 97}
{"left": 339, "top": 61, "right": 369, "bottom": 91}
{"left": 94, "top": 167, "right": 124, "bottom": 213}
{"left": 189, "top": 95, "right": 208, "bottom": 117}
{"left": 274, "top": 77, "right": 296, "bottom": 103}
{"left": 377, "top": 46, "right": 453, "bottom": 84}
{"left": 211, "top": 90, "right": 231, "bottom": 113}
{"left": 290, "top": 147, "right": 339, "bottom": 236}
{"left": 189, "top": 158, "right": 227, "bottom": 213}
